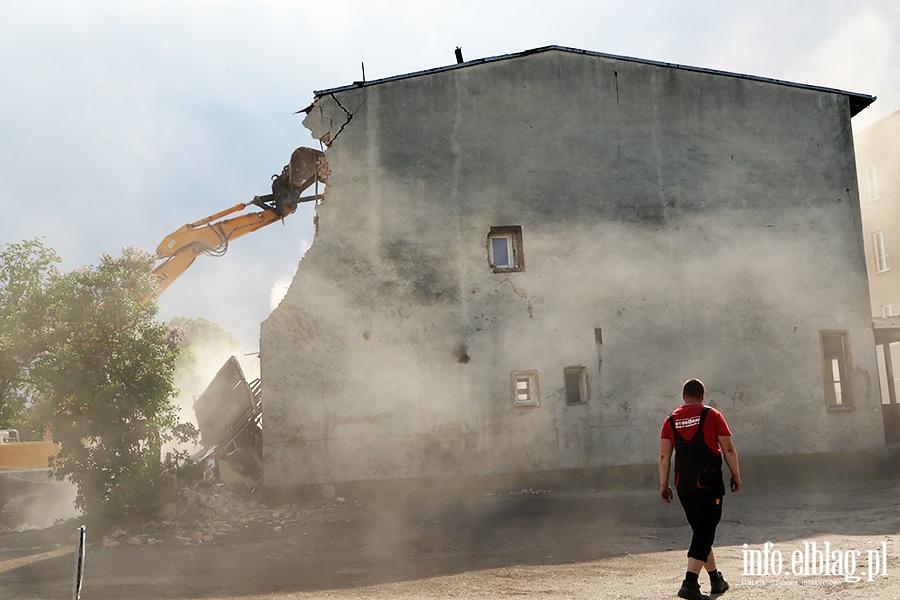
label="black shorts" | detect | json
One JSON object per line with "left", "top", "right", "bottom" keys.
{"left": 676, "top": 482, "right": 723, "bottom": 562}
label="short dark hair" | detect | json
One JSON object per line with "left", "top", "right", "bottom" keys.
{"left": 682, "top": 378, "right": 705, "bottom": 399}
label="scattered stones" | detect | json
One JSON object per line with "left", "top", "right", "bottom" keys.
{"left": 97, "top": 481, "right": 343, "bottom": 549}
{"left": 507, "top": 488, "right": 551, "bottom": 496}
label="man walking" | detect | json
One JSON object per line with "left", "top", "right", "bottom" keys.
{"left": 659, "top": 378, "right": 741, "bottom": 600}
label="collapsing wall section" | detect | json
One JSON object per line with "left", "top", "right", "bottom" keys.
{"left": 193, "top": 356, "right": 263, "bottom": 483}
{"left": 262, "top": 48, "right": 882, "bottom": 490}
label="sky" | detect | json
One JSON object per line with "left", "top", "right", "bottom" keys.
{"left": 2, "top": 0, "right": 900, "bottom": 349}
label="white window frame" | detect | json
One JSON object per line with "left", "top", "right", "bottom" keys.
{"left": 875, "top": 230, "right": 890, "bottom": 273}
{"left": 868, "top": 165, "right": 881, "bottom": 201}
{"left": 490, "top": 235, "right": 515, "bottom": 269}
{"left": 510, "top": 370, "right": 540, "bottom": 407}
{"left": 487, "top": 226, "right": 525, "bottom": 272}
{"left": 883, "top": 304, "right": 896, "bottom": 318}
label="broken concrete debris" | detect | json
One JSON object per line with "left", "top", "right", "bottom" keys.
{"left": 192, "top": 356, "right": 263, "bottom": 485}
{"left": 99, "top": 481, "right": 343, "bottom": 549}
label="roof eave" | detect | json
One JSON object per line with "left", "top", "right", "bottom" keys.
{"left": 312, "top": 45, "right": 875, "bottom": 117}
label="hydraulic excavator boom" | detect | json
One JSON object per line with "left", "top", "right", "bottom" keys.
{"left": 152, "top": 148, "right": 327, "bottom": 294}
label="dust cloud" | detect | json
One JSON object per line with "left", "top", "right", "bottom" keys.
{"left": 0, "top": 473, "right": 77, "bottom": 531}
{"left": 168, "top": 320, "right": 260, "bottom": 457}
{"left": 269, "top": 238, "right": 312, "bottom": 311}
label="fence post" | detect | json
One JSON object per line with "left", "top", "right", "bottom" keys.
{"left": 73, "top": 525, "right": 86, "bottom": 600}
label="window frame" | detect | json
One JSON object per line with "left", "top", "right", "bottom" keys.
{"left": 510, "top": 370, "right": 540, "bottom": 407}
{"left": 490, "top": 235, "right": 514, "bottom": 269}
{"left": 563, "top": 366, "right": 589, "bottom": 405}
{"left": 820, "top": 330, "right": 854, "bottom": 411}
{"left": 875, "top": 230, "right": 891, "bottom": 273}
{"left": 487, "top": 226, "right": 525, "bottom": 273}
{"left": 868, "top": 165, "right": 881, "bottom": 201}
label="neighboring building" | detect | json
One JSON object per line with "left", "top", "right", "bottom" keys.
{"left": 855, "top": 110, "right": 900, "bottom": 319}
{"left": 856, "top": 111, "right": 900, "bottom": 443}
{"left": 261, "top": 46, "right": 881, "bottom": 490}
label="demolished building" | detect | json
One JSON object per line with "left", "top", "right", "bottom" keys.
{"left": 193, "top": 356, "right": 263, "bottom": 484}
{"left": 261, "top": 45, "right": 881, "bottom": 490}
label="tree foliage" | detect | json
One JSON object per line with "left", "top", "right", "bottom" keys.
{"left": 0, "top": 238, "right": 60, "bottom": 430}
{"left": 29, "top": 246, "right": 190, "bottom": 522}
{"left": 170, "top": 316, "right": 239, "bottom": 354}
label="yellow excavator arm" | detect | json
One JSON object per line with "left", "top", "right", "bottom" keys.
{"left": 152, "top": 148, "right": 327, "bottom": 294}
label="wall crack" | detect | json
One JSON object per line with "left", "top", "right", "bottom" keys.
{"left": 500, "top": 277, "right": 534, "bottom": 318}
{"left": 327, "top": 93, "right": 354, "bottom": 145}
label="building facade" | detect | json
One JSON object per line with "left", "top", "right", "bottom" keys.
{"left": 856, "top": 111, "right": 900, "bottom": 443}
{"left": 261, "top": 46, "right": 882, "bottom": 489}
{"left": 855, "top": 110, "right": 900, "bottom": 319}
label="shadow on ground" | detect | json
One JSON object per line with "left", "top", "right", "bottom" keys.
{"left": 4, "top": 475, "right": 900, "bottom": 600}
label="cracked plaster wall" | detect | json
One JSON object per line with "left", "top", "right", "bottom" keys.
{"left": 261, "top": 50, "right": 883, "bottom": 489}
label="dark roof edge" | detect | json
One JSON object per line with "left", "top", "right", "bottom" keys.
{"left": 313, "top": 45, "right": 875, "bottom": 117}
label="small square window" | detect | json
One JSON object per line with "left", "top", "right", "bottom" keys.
{"left": 510, "top": 370, "right": 539, "bottom": 407}
{"left": 491, "top": 236, "right": 513, "bottom": 268}
{"left": 883, "top": 304, "right": 896, "bottom": 318}
{"left": 564, "top": 366, "right": 589, "bottom": 405}
{"left": 488, "top": 226, "right": 525, "bottom": 272}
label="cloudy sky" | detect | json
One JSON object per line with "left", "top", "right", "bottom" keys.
{"left": 2, "top": 0, "right": 899, "bottom": 348}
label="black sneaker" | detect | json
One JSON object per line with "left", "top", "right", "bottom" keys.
{"left": 677, "top": 581, "right": 711, "bottom": 600}
{"left": 710, "top": 572, "right": 729, "bottom": 594}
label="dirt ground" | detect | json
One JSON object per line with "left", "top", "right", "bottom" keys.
{"left": 2, "top": 477, "right": 900, "bottom": 600}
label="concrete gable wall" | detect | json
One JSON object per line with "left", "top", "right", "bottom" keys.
{"left": 262, "top": 50, "right": 881, "bottom": 488}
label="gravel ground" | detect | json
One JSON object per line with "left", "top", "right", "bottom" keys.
{"left": 2, "top": 477, "right": 899, "bottom": 599}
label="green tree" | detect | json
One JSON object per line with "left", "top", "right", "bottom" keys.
{"left": 32, "top": 246, "right": 189, "bottom": 522}
{"left": 0, "top": 238, "right": 60, "bottom": 431}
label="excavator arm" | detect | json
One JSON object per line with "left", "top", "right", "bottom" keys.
{"left": 152, "top": 147, "right": 327, "bottom": 294}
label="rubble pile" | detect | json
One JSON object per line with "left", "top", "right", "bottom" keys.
{"left": 484, "top": 487, "right": 553, "bottom": 497}
{"left": 100, "top": 482, "right": 344, "bottom": 549}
